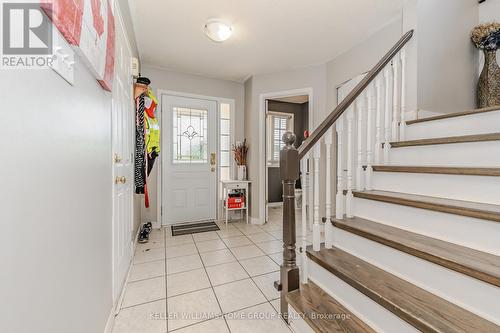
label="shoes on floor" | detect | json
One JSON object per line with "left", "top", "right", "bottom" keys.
{"left": 138, "top": 222, "right": 153, "bottom": 243}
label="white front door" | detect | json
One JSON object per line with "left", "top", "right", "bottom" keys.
{"left": 162, "top": 95, "right": 217, "bottom": 224}
{"left": 111, "top": 13, "right": 134, "bottom": 302}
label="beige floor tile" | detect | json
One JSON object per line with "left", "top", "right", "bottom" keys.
{"left": 239, "top": 256, "right": 279, "bottom": 277}
{"left": 166, "top": 254, "right": 203, "bottom": 275}
{"left": 112, "top": 299, "right": 166, "bottom": 333}
{"left": 268, "top": 252, "right": 283, "bottom": 265}
{"left": 192, "top": 231, "right": 219, "bottom": 242}
{"left": 221, "top": 236, "right": 252, "bottom": 248}
{"left": 213, "top": 279, "right": 266, "bottom": 313}
{"left": 166, "top": 243, "right": 197, "bottom": 259}
{"left": 268, "top": 230, "right": 283, "bottom": 240}
{"left": 230, "top": 244, "right": 265, "bottom": 260}
{"left": 134, "top": 247, "right": 166, "bottom": 264}
{"left": 205, "top": 262, "right": 249, "bottom": 286}
{"left": 216, "top": 228, "right": 243, "bottom": 239}
{"left": 200, "top": 249, "right": 236, "bottom": 267}
{"left": 167, "top": 268, "right": 211, "bottom": 297}
{"left": 167, "top": 288, "right": 222, "bottom": 331}
{"left": 148, "top": 229, "right": 165, "bottom": 240}
{"left": 129, "top": 260, "right": 165, "bottom": 282}
{"left": 255, "top": 240, "right": 283, "bottom": 254}
{"left": 196, "top": 239, "right": 227, "bottom": 253}
{"left": 173, "top": 317, "right": 229, "bottom": 333}
{"left": 225, "top": 302, "right": 290, "bottom": 333}
{"left": 136, "top": 238, "right": 165, "bottom": 251}
{"left": 247, "top": 232, "right": 276, "bottom": 243}
{"left": 122, "top": 276, "right": 166, "bottom": 308}
{"left": 237, "top": 226, "right": 265, "bottom": 235}
{"left": 270, "top": 298, "right": 280, "bottom": 312}
{"left": 166, "top": 235, "right": 194, "bottom": 247}
{"left": 252, "top": 271, "right": 280, "bottom": 301}
{"left": 260, "top": 223, "right": 282, "bottom": 232}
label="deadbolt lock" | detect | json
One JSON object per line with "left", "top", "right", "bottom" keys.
{"left": 210, "top": 153, "right": 216, "bottom": 166}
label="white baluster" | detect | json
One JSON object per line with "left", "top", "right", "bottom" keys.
{"left": 324, "top": 129, "right": 333, "bottom": 249}
{"left": 335, "top": 115, "right": 345, "bottom": 219}
{"left": 366, "top": 84, "right": 375, "bottom": 191}
{"left": 308, "top": 157, "right": 313, "bottom": 231}
{"left": 384, "top": 67, "right": 392, "bottom": 164}
{"left": 356, "top": 98, "right": 365, "bottom": 191}
{"left": 346, "top": 107, "right": 355, "bottom": 218}
{"left": 312, "top": 143, "right": 321, "bottom": 251}
{"left": 301, "top": 154, "right": 308, "bottom": 283}
{"left": 392, "top": 57, "right": 400, "bottom": 142}
{"left": 374, "top": 77, "right": 383, "bottom": 165}
{"left": 400, "top": 49, "right": 407, "bottom": 141}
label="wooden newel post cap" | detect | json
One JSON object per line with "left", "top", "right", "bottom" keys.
{"left": 280, "top": 132, "right": 299, "bottom": 181}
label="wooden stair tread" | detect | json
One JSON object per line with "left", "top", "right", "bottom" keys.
{"left": 388, "top": 132, "right": 500, "bottom": 148}
{"left": 307, "top": 245, "right": 500, "bottom": 333}
{"left": 406, "top": 106, "right": 500, "bottom": 125}
{"left": 352, "top": 190, "right": 500, "bottom": 222}
{"left": 331, "top": 215, "right": 500, "bottom": 287}
{"left": 372, "top": 165, "right": 500, "bottom": 176}
{"left": 287, "top": 281, "right": 375, "bottom": 333}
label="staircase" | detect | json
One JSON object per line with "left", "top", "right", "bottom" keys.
{"left": 276, "top": 30, "right": 500, "bottom": 333}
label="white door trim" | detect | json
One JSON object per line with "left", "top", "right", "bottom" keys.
{"left": 157, "top": 89, "right": 235, "bottom": 225}
{"left": 259, "top": 87, "right": 314, "bottom": 225}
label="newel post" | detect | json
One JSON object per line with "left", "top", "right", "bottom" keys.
{"left": 279, "top": 131, "right": 300, "bottom": 323}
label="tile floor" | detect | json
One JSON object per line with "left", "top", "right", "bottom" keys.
{"left": 112, "top": 207, "right": 313, "bottom": 333}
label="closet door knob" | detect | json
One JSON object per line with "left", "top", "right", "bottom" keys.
{"left": 120, "top": 176, "right": 127, "bottom": 184}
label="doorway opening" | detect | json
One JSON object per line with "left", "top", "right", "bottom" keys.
{"left": 265, "top": 94, "right": 310, "bottom": 226}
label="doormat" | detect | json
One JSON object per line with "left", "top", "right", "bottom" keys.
{"left": 171, "top": 221, "right": 220, "bottom": 236}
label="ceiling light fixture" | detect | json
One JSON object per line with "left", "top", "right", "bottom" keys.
{"left": 204, "top": 19, "right": 232, "bottom": 42}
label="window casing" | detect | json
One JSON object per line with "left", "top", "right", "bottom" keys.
{"left": 267, "top": 111, "right": 294, "bottom": 167}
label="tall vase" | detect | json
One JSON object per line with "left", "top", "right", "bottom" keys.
{"left": 478, "top": 50, "right": 500, "bottom": 108}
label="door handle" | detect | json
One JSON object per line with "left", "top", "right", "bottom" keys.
{"left": 210, "top": 153, "right": 216, "bottom": 166}
{"left": 115, "top": 176, "right": 127, "bottom": 184}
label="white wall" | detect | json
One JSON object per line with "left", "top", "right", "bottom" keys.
{"left": 1, "top": 63, "right": 113, "bottom": 333}
{"left": 140, "top": 65, "right": 245, "bottom": 223}
{"left": 244, "top": 64, "right": 327, "bottom": 222}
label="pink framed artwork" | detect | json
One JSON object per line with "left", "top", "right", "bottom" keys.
{"left": 41, "top": 0, "right": 115, "bottom": 91}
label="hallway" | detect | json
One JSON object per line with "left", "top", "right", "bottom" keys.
{"left": 113, "top": 219, "right": 293, "bottom": 332}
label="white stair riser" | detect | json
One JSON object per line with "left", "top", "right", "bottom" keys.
{"left": 372, "top": 172, "right": 500, "bottom": 205}
{"left": 405, "top": 110, "right": 500, "bottom": 140}
{"left": 353, "top": 197, "right": 500, "bottom": 255}
{"left": 331, "top": 228, "right": 500, "bottom": 326}
{"left": 308, "top": 260, "right": 419, "bottom": 333}
{"left": 288, "top": 306, "right": 315, "bottom": 333}
{"left": 389, "top": 140, "right": 500, "bottom": 167}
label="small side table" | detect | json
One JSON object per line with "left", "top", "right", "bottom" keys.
{"left": 220, "top": 180, "right": 251, "bottom": 226}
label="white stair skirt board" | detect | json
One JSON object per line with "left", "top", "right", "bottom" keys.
{"left": 405, "top": 109, "right": 500, "bottom": 140}
{"left": 331, "top": 227, "right": 500, "bottom": 326}
{"left": 371, "top": 172, "right": 500, "bottom": 205}
{"left": 288, "top": 305, "right": 315, "bottom": 333}
{"left": 308, "top": 260, "right": 419, "bottom": 333}
{"left": 353, "top": 197, "right": 500, "bottom": 255}
{"left": 389, "top": 140, "right": 500, "bottom": 167}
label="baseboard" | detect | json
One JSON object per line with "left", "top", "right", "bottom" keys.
{"left": 251, "top": 216, "right": 265, "bottom": 225}
{"left": 103, "top": 308, "right": 116, "bottom": 333}
{"left": 268, "top": 202, "right": 283, "bottom": 207}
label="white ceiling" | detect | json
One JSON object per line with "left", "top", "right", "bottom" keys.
{"left": 131, "top": 0, "right": 404, "bottom": 82}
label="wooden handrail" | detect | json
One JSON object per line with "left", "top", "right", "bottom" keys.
{"left": 298, "top": 30, "right": 414, "bottom": 160}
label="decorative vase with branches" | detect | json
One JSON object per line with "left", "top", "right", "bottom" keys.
{"left": 471, "top": 22, "right": 500, "bottom": 108}
{"left": 232, "top": 139, "right": 249, "bottom": 180}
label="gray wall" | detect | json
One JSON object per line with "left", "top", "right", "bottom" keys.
{"left": 244, "top": 64, "right": 327, "bottom": 223}
{"left": 267, "top": 101, "right": 309, "bottom": 203}
{"left": 1, "top": 55, "right": 113, "bottom": 333}
{"left": 141, "top": 65, "right": 245, "bottom": 223}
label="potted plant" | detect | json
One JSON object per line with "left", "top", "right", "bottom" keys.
{"left": 232, "top": 139, "right": 249, "bottom": 180}
{"left": 471, "top": 22, "right": 500, "bottom": 108}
